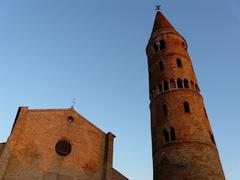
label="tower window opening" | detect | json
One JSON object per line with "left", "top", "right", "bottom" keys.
{"left": 209, "top": 131, "right": 216, "bottom": 145}
{"left": 158, "top": 84, "right": 163, "bottom": 93}
{"left": 195, "top": 84, "right": 200, "bottom": 92}
{"left": 150, "top": 92, "right": 153, "bottom": 99}
{"left": 153, "top": 42, "right": 159, "bottom": 52}
{"left": 176, "top": 58, "right": 182, "bottom": 67}
{"left": 184, "top": 79, "right": 189, "bottom": 88}
{"left": 184, "top": 102, "right": 191, "bottom": 113}
{"left": 190, "top": 81, "right": 195, "bottom": 89}
{"left": 170, "top": 127, "right": 176, "bottom": 141}
{"left": 163, "top": 129, "right": 169, "bottom": 143}
{"left": 163, "top": 104, "right": 168, "bottom": 116}
{"left": 170, "top": 79, "right": 176, "bottom": 89}
{"left": 149, "top": 74, "right": 152, "bottom": 81}
{"left": 159, "top": 40, "right": 165, "bottom": 49}
{"left": 204, "top": 108, "right": 208, "bottom": 119}
{"left": 159, "top": 61, "right": 164, "bottom": 71}
{"left": 177, "top": 78, "right": 183, "bottom": 88}
{"left": 182, "top": 41, "right": 186, "bottom": 49}
{"left": 163, "top": 81, "right": 169, "bottom": 91}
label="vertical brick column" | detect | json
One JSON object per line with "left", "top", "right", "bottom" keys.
{"left": 104, "top": 132, "right": 115, "bottom": 180}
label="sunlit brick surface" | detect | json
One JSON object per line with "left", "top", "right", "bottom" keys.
{"left": 147, "top": 11, "right": 225, "bottom": 180}
{"left": 0, "top": 107, "right": 127, "bottom": 180}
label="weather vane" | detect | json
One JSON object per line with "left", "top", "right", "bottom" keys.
{"left": 155, "top": 5, "right": 161, "bottom": 11}
{"left": 71, "top": 98, "right": 76, "bottom": 109}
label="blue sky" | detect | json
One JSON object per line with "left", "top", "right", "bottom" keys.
{"left": 0, "top": 0, "right": 239, "bottom": 179}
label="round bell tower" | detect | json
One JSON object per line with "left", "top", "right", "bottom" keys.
{"left": 146, "top": 9, "right": 225, "bottom": 179}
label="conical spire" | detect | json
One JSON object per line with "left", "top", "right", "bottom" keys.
{"left": 152, "top": 10, "right": 175, "bottom": 34}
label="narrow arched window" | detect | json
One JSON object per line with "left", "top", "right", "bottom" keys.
{"left": 204, "top": 108, "right": 208, "bottom": 119}
{"left": 177, "top": 78, "right": 183, "bottom": 88}
{"left": 190, "top": 81, "right": 195, "bottom": 89}
{"left": 163, "top": 104, "right": 168, "bottom": 116}
{"left": 163, "top": 129, "right": 169, "bottom": 143}
{"left": 209, "top": 131, "right": 216, "bottom": 145}
{"left": 170, "top": 127, "right": 176, "bottom": 141}
{"left": 159, "top": 61, "right": 164, "bottom": 71}
{"left": 184, "top": 79, "right": 189, "bottom": 88}
{"left": 182, "top": 41, "right": 187, "bottom": 49}
{"left": 159, "top": 40, "right": 165, "bottom": 49}
{"left": 150, "top": 92, "right": 153, "bottom": 99}
{"left": 163, "top": 81, "right": 169, "bottom": 91}
{"left": 195, "top": 84, "right": 200, "bottom": 92}
{"left": 149, "top": 74, "right": 152, "bottom": 81}
{"left": 176, "top": 58, "right": 182, "bottom": 67}
{"left": 158, "top": 83, "right": 163, "bottom": 93}
{"left": 184, "top": 101, "right": 190, "bottom": 113}
{"left": 170, "top": 79, "right": 176, "bottom": 89}
{"left": 153, "top": 42, "right": 159, "bottom": 52}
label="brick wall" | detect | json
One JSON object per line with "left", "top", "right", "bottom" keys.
{"left": 0, "top": 143, "right": 5, "bottom": 156}
{"left": 0, "top": 107, "right": 127, "bottom": 180}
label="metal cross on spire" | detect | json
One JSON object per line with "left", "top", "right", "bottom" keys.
{"left": 155, "top": 5, "right": 161, "bottom": 11}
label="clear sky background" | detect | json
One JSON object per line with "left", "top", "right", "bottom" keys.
{"left": 0, "top": 0, "right": 239, "bottom": 179}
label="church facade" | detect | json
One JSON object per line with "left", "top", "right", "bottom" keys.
{"left": 0, "top": 107, "right": 127, "bottom": 180}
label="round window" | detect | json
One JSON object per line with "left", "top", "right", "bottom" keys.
{"left": 67, "top": 116, "right": 74, "bottom": 123}
{"left": 55, "top": 139, "right": 72, "bottom": 157}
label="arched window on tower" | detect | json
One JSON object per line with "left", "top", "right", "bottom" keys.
{"left": 190, "top": 81, "right": 195, "bottom": 89}
{"left": 170, "top": 127, "right": 176, "bottom": 141}
{"left": 209, "top": 131, "right": 216, "bottom": 145}
{"left": 195, "top": 84, "right": 200, "bottom": 93}
{"left": 159, "top": 61, "right": 164, "bottom": 71}
{"left": 150, "top": 92, "right": 153, "bottom": 99}
{"left": 176, "top": 58, "right": 182, "bottom": 67}
{"left": 204, "top": 108, "right": 208, "bottom": 119}
{"left": 153, "top": 42, "right": 159, "bottom": 52}
{"left": 163, "top": 81, "right": 169, "bottom": 91}
{"left": 163, "top": 129, "right": 169, "bottom": 143}
{"left": 177, "top": 78, "right": 183, "bottom": 88}
{"left": 184, "top": 101, "right": 191, "bottom": 113}
{"left": 182, "top": 41, "right": 187, "bottom": 49}
{"left": 184, "top": 79, "right": 189, "bottom": 88}
{"left": 158, "top": 83, "right": 163, "bottom": 93}
{"left": 163, "top": 104, "right": 168, "bottom": 116}
{"left": 170, "top": 79, "right": 176, "bottom": 89}
{"left": 159, "top": 40, "right": 165, "bottom": 49}
{"left": 149, "top": 74, "right": 152, "bottom": 81}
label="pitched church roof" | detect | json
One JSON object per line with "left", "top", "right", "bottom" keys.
{"left": 10, "top": 107, "right": 107, "bottom": 135}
